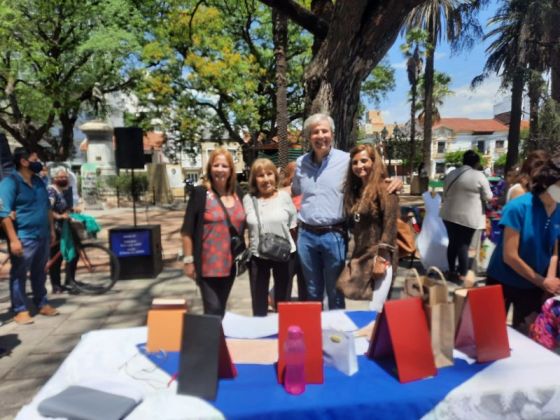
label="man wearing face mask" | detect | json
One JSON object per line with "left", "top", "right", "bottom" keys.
{"left": 0, "top": 147, "right": 57, "bottom": 324}
{"left": 487, "top": 154, "right": 560, "bottom": 330}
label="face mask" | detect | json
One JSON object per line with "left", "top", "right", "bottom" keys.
{"left": 547, "top": 184, "right": 560, "bottom": 203}
{"left": 55, "top": 179, "right": 69, "bottom": 188}
{"left": 28, "top": 161, "right": 43, "bottom": 174}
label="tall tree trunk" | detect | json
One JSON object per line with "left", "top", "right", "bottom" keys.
{"left": 409, "top": 71, "right": 418, "bottom": 176}
{"left": 59, "top": 111, "right": 78, "bottom": 161}
{"left": 422, "top": 20, "right": 435, "bottom": 178}
{"left": 273, "top": 9, "right": 289, "bottom": 170}
{"left": 410, "top": 86, "right": 418, "bottom": 176}
{"left": 551, "top": 0, "right": 560, "bottom": 103}
{"left": 288, "top": 0, "right": 424, "bottom": 151}
{"left": 552, "top": 59, "right": 560, "bottom": 104}
{"left": 506, "top": 69, "right": 524, "bottom": 172}
{"left": 527, "top": 71, "right": 541, "bottom": 150}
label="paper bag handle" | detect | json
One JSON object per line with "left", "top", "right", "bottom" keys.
{"left": 426, "top": 266, "right": 447, "bottom": 285}
{"left": 404, "top": 268, "right": 423, "bottom": 297}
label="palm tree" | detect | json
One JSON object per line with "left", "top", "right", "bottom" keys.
{"left": 523, "top": 0, "right": 556, "bottom": 147}
{"left": 401, "top": 29, "right": 426, "bottom": 176}
{"left": 548, "top": 0, "right": 560, "bottom": 103}
{"left": 272, "top": 9, "right": 289, "bottom": 170}
{"left": 416, "top": 71, "right": 454, "bottom": 124}
{"left": 473, "top": 0, "right": 550, "bottom": 169}
{"left": 405, "top": 0, "right": 486, "bottom": 176}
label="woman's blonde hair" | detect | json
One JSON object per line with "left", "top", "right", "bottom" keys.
{"left": 248, "top": 158, "right": 278, "bottom": 196}
{"left": 343, "top": 144, "right": 388, "bottom": 215}
{"left": 204, "top": 147, "right": 236, "bottom": 194}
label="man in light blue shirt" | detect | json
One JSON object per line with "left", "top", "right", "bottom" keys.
{"left": 0, "top": 148, "right": 57, "bottom": 324}
{"left": 293, "top": 113, "right": 400, "bottom": 309}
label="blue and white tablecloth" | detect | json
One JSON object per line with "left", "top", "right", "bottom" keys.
{"left": 17, "top": 311, "right": 560, "bottom": 419}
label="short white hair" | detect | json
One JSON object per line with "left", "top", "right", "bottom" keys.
{"left": 302, "top": 113, "right": 335, "bottom": 140}
{"left": 51, "top": 166, "right": 68, "bottom": 177}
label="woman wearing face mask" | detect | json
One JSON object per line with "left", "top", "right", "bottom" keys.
{"left": 243, "top": 159, "right": 297, "bottom": 316}
{"left": 181, "top": 147, "right": 246, "bottom": 317}
{"left": 47, "top": 167, "right": 78, "bottom": 294}
{"left": 487, "top": 155, "right": 560, "bottom": 330}
{"left": 341, "top": 144, "right": 398, "bottom": 311}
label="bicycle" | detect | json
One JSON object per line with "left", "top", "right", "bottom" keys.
{"left": 46, "top": 220, "right": 120, "bottom": 294}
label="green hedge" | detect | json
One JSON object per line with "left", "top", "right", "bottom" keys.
{"left": 105, "top": 173, "right": 149, "bottom": 197}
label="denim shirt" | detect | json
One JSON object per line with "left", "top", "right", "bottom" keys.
{"left": 0, "top": 171, "right": 50, "bottom": 239}
{"left": 292, "top": 147, "right": 349, "bottom": 226}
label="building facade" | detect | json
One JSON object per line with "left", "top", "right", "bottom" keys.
{"left": 431, "top": 118, "right": 510, "bottom": 176}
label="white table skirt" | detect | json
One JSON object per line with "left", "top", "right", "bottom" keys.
{"left": 16, "top": 313, "right": 560, "bottom": 420}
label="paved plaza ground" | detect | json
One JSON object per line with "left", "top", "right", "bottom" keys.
{"left": 0, "top": 198, "right": 424, "bottom": 418}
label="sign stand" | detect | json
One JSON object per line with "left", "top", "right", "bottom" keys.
{"left": 277, "top": 302, "right": 323, "bottom": 384}
{"left": 131, "top": 168, "right": 137, "bottom": 227}
{"left": 367, "top": 298, "right": 437, "bottom": 383}
{"left": 455, "top": 285, "right": 510, "bottom": 362}
{"left": 177, "top": 313, "right": 236, "bottom": 400}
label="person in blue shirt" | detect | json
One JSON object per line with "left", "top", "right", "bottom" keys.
{"left": 487, "top": 155, "right": 560, "bottom": 329}
{"left": 0, "top": 148, "right": 57, "bottom": 324}
{"left": 292, "top": 113, "right": 401, "bottom": 310}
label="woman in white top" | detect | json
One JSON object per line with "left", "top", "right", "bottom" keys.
{"left": 243, "top": 159, "right": 297, "bottom": 316}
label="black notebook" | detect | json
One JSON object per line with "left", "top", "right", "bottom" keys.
{"left": 37, "top": 386, "right": 139, "bottom": 420}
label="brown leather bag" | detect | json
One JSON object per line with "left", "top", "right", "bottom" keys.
{"left": 336, "top": 243, "right": 395, "bottom": 301}
{"left": 396, "top": 218, "right": 416, "bottom": 257}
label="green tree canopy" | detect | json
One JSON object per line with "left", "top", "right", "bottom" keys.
{"left": 135, "top": 0, "right": 311, "bottom": 152}
{"left": 361, "top": 61, "right": 396, "bottom": 106}
{"left": 0, "top": 0, "right": 144, "bottom": 160}
{"left": 444, "top": 149, "right": 482, "bottom": 166}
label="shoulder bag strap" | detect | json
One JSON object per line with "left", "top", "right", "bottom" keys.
{"left": 444, "top": 167, "right": 471, "bottom": 195}
{"left": 212, "top": 188, "right": 241, "bottom": 237}
{"left": 251, "top": 195, "right": 263, "bottom": 237}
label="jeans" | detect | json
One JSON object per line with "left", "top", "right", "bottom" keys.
{"left": 9, "top": 236, "right": 50, "bottom": 313}
{"left": 297, "top": 228, "right": 346, "bottom": 309}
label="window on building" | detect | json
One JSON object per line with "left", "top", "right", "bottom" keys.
{"left": 476, "top": 140, "right": 486, "bottom": 153}
{"left": 435, "top": 162, "right": 446, "bottom": 174}
{"left": 437, "top": 142, "right": 446, "bottom": 153}
{"left": 496, "top": 140, "right": 505, "bottom": 149}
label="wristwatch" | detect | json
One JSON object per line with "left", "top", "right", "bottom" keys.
{"left": 183, "top": 255, "right": 194, "bottom": 264}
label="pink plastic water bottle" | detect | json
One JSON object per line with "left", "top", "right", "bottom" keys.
{"left": 284, "top": 325, "right": 306, "bottom": 395}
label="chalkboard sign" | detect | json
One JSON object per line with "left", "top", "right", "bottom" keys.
{"left": 110, "top": 230, "right": 151, "bottom": 257}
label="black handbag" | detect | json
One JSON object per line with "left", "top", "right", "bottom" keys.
{"left": 251, "top": 196, "right": 291, "bottom": 262}
{"left": 214, "top": 189, "right": 250, "bottom": 276}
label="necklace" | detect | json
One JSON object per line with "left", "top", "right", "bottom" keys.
{"left": 354, "top": 189, "right": 366, "bottom": 223}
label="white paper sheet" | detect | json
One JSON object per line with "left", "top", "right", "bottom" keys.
{"left": 222, "top": 310, "right": 360, "bottom": 339}
{"left": 222, "top": 312, "right": 279, "bottom": 339}
{"left": 321, "top": 310, "right": 359, "bottom": 332}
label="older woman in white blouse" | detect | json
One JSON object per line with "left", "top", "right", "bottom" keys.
{"left": 243, "top": 159, "right": 297, "bottom": 316}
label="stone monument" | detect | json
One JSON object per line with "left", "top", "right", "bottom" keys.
{"left": 79, "top": 120, "right": 116, "bottom": 209}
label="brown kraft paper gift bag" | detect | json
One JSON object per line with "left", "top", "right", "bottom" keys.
{"left": 402, "top": 267, "right": 455, "bottom": 368}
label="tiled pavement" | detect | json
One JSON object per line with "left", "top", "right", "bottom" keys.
{"left": 0, "top": 202, "right": 426, "bottom": 419}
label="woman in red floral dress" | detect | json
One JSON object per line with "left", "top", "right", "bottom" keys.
{"left": 181, "top": 147, "right": 246, "bottom": 317}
